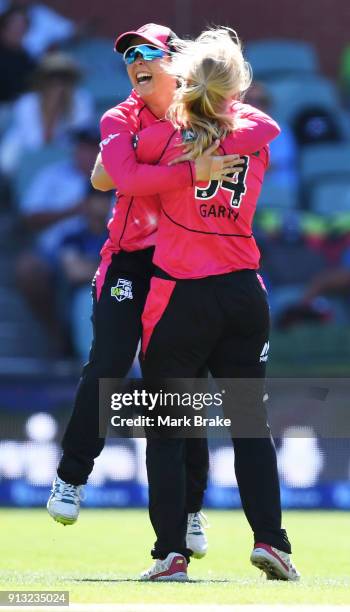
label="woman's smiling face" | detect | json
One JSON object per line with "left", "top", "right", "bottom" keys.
{"left": 125, "top": 36, "right": 176, "bottom": 102}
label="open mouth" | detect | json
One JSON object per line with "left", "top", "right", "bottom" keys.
{"left": 136, "top": 72, "right": 152, "bottom": 84}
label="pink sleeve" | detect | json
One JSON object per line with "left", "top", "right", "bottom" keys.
{"left": 229, "top": 102, "right": 281, "bottom": 154}
{"left": 100, "top": 111, "right": 194, "bottom": 196}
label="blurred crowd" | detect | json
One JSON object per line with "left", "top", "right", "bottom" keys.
{"left": 1, "top": 1, "right": 350, "bottom": 364}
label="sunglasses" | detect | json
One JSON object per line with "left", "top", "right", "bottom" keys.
{"left": 123, "top": 44, "right": 168, "bottom": 65}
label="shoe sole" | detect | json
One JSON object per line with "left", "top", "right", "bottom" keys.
{"left": 144, "top": 572, "right": 189, "bottom": 582}
{"left": 250, "top": 552, "right": 299, "bottom": 581}
{"left": 191, "top": 549, "right": 207, "bottom": 560}
{"left": 52, "top": 514, "right": 77, "bottom": 526}
{"left": 47, "top": 506, "right": 77, "bottom": 526}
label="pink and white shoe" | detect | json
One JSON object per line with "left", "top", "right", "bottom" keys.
{"left": 250, "top": 542, "right": 300, "bottom": 581}
{"left": 140, "top": 552, "right": 188, "bottom": 582}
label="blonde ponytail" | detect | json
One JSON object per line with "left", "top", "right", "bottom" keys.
{"left": 167, "top": 28, "right": 252, "bottom": 158}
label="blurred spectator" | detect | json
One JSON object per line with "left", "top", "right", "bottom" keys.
{"left": 315, "top": 226, "right": 350, "bottom": 267}
{"left": 278, "top": 257, "right": 350, "bottom": 330}
{"left": 0, "top": 0, "right": 76, "bottom": 57}
{"left": 256, "top": 208, "right": 350, "bottom": 328}
{"left": 15, "top": 127, "right": 100, "bottom": 355}
{"left": 245, "top": 81, "right": 299, "bottom": 193}
{"left": 0, "top": 51, "right": 94, "bottom": 174}
{"left": 292, "top": 106, "right": 342, "bottom": 146}
{"left": 260, "top": 210, "right": 327, "bottom": 322}
{"left": 276, "top": 298, "right": 332, "bottom": 330}
{"left": 301, "top": 245, "right": 350, "bottom": 315}
{"left": 59, "top": 186, "right": 110, "bottom": 362}
{"left": 0, "top": 6, "right": 36, "bottom": 103}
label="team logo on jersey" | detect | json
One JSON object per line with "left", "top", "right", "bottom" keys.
{"left": 111, "top": 279, "right": 133, "bottom": 302}
{"left": 100, "top": 133, "right": 120, "bottom": 150}
{"left": 259, "top": 342, "right": 270, "bottom": 362}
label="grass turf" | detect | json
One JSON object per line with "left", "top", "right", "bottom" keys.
{"left": 0, "top": 509, "right": 349, "bottom": 605}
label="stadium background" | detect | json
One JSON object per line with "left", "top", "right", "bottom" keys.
{"left": 0, "top": 0, "right": 350, "bottom": 511}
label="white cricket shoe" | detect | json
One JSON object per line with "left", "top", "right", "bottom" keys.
{"left": 140, "top": 552, "right": 188, "bottom": 581}
{"left": 47, "top": 476, "right": 84, "bottom": 526}
{"left": 186, "top": 511, "right": 208, "bottom": 559}
{"left": 250, "top": 542, "right": 300, "bottom": 581}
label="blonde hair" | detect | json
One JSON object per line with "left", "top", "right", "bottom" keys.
{"left": 167, "top": 28, "right": 252, "bottom": 158}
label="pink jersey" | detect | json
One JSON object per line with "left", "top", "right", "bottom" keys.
{"left": 134, "top": 102, "right": 280, "bottom": 278}
{"left": 99, "top": 90, "right": 194, "bottom": 259}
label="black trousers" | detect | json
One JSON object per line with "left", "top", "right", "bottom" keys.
{"left": 57, "top": 249, "right": 209, "bottom": 513}
{"left": 142, "top": 269, "right": 291, "bottom": 561}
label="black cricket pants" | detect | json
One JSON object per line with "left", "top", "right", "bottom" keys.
{"left": 57, "top": 248, "right": 209, "bottom": 513}
{"left": 142, "top": 268, "right": 291, "bottom": 561}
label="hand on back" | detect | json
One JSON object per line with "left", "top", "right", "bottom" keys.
{"left": 169, "top": 140, "right": 244, "bottom": 182}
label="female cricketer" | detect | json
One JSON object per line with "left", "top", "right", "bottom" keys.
{"left": 126, "top": 28, "right": 300, "bottom": 582}
{"left": 47, "top": 24, "right": 241, "bottom": 558}
{"left": 48, "top": 23, "right": 286, "bottom": 566}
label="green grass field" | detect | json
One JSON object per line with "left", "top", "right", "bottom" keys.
{"left": 0, "top": 509, "right": 349, "bottom": 605}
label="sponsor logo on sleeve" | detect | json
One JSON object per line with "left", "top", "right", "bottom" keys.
{"left": 100, "top": 133, "right": 120, "bottom": 150}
